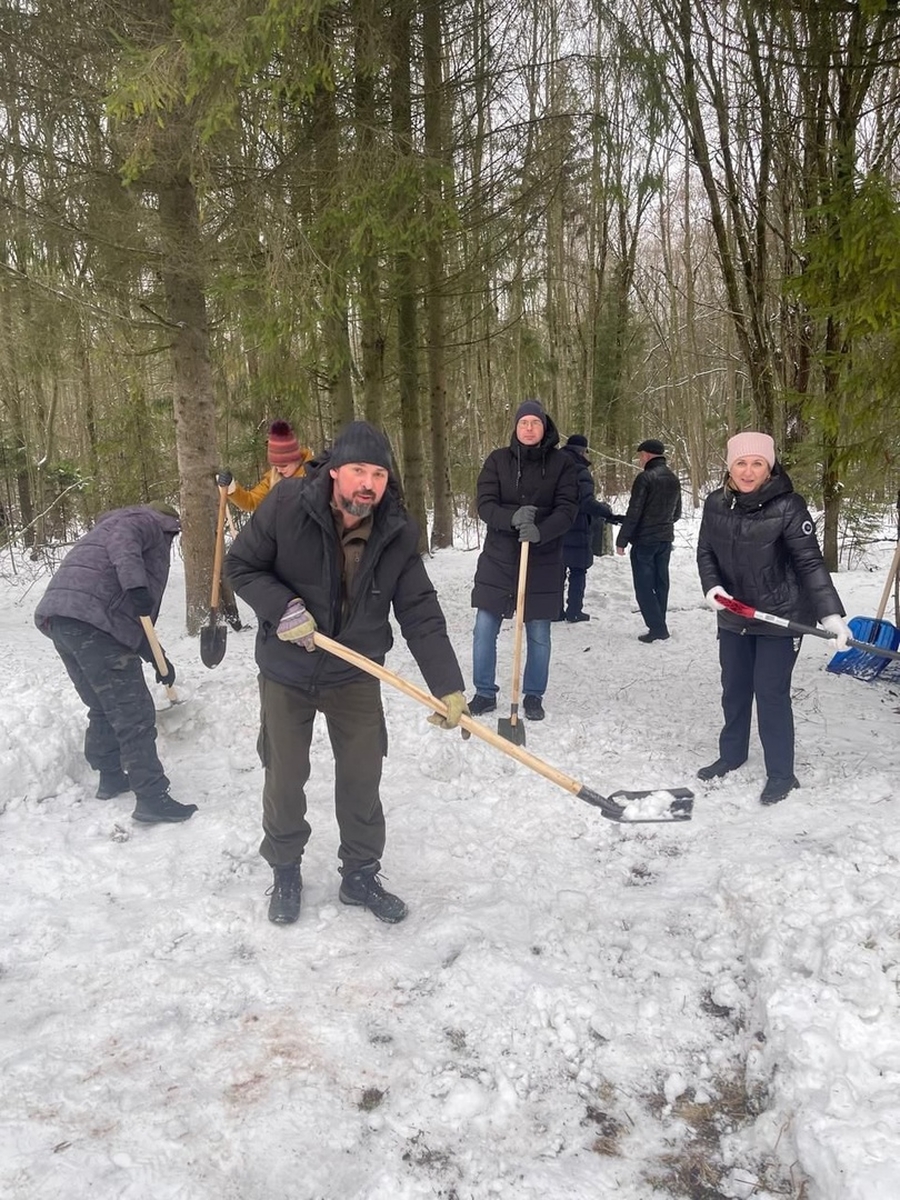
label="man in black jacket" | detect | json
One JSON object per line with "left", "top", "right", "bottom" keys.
{"left": 226, "top": 420, "right": 468, "bottom": 927}
{"left": 34, "top": 503, "right": 195, "bottom": 824}
{"left": 615, "top": 438, "right": 682, "bottom": 642}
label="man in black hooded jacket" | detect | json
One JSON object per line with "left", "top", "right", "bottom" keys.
{"left": 227, "top": 420, "right": 467, "bottom": 927}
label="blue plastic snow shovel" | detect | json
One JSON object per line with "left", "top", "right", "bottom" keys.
{"left": 827, "top": 543, "right": 900, "bottom": 682}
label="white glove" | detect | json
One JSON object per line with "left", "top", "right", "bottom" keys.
{"left": 820, "top": 613, "right": 851, "bottom": 651}
{"left": 705, "top": 586, "right": 733, "bottom": 612}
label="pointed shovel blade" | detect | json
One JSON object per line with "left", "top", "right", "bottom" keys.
{"left": 200, "top": 616, "right": 227, "bottom": 668}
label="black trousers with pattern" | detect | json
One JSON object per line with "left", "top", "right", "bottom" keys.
{"left": 49, "top": 616, "right": 170, "bottom": 800}
{"left": 256, "top": 673, "right": 387, "bottom": 874}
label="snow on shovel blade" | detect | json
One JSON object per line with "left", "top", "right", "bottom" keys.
{"left": 578, "top": 786, "right": 694, "bottom": 823}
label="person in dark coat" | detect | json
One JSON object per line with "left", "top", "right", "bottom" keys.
{"left": 34, "top": 503, "right": 196, "bottom": 824}
{"left": 226, "top": 420, "right": 467, "bottom": 927}
{"left": 616, "top": 438, "right": 682, "bottom": 642}
{"left": 557, "top": 434, "right": 622, "bottom": 622}
{"left": 468, "top": 400, "right": 579, "bottom": 721}
{"left": 697, "top": 431, "right": 851, "bottom": 805}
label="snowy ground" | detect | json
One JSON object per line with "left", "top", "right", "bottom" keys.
{"left": 2, "top": 510, "right": 900, "bottom": 1200}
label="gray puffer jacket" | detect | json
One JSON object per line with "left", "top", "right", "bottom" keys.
{"left": 34, "top": 506, "right": 180, "bottom": 652}
{"left": 697, "top": 465, "right": 843, "bottom": 636}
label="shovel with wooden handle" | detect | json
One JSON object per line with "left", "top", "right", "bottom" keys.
{"left": 498, "top": 541, "right": 528, "bottom": 745}
{"left": 200, "top": 486, "right": 229, "bottom": 668}
{"left": 139, "top": 615, "right": 180, "bottom": 705}
{"left": 311, "top": 631, "right": 693, "bottom": 824}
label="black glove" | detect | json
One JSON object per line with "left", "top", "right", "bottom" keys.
{"left": 154, "top": 655, "right": 176, "bottom": 687}
{"left": 511, "top": 505, "right": 537, "bottom": 530}
{"left": 129, "top": 587, "right": 154, "bottom": 616}
{"left": 596, "top": 502, "right": 614, "bottom": 522}
{"left": 216, "top": 469, "right": 233, "bottom": 487}
{"left": 611, "top": 514, "right": 625, "bottom": 524}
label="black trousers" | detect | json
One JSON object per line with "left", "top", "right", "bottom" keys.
{"left": 48, "top": 616, "right": 169, "bottom": 801}
{"left": 256, "top": 674, "right": 388, "bottom": 873}
{"left": 717, "top": 628, "right": 801, "bottom": 779}
{"left": 562, "top": 566, "right": 588, "bottom": 616}
{"left": 629, "top": 542, "right": 672, "bottom": 636}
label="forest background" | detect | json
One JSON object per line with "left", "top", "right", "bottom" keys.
{"left": 3, "top": 0, "right": 900, "bottom": 631}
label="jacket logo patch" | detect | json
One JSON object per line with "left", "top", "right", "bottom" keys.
{"left": 801, "top": 519, "right": 813, "bottom": 536}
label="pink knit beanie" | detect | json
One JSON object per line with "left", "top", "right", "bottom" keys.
{"left": 726, "top": 431, "right": 775, "bottom": 471}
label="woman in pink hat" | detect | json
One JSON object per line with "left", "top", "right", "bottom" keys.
{"left": 696, "top": 432, "right": 850, "bottom": 805}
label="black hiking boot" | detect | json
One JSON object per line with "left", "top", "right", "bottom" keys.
{"left": 638, "top": 629, "right": 670, "bottom": 643}
{"left": 468, "top": 693, "right": 497, "bottom": 716}
{"left": 523, "top": 694, "right": 545, "bottom": 720}
{"left": 760, "top": 775, "right": 799, "bottom": 806}
{"left": 267, "top": 863, "right": 303, "bottom": 924}
{"left": 132, "top": 793, "right": 198, "bottom": 824}
{"left": 566, "top": 611, "right": 590, "bottom": 622}
{"left": 697, "top": 758, "right": 744, "bottom": 781}
{"left": 340, "top": 865, "right": 408, "bottom": 924}
{"left": 96, "top": 769, "right": 131, "bottom": 800}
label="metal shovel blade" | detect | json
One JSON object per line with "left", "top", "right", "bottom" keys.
{"left": 497, "top": 710, "right": 526, "bottom": 746}
{"left": 200, "top": 617, "right": 227, "bottom": 668}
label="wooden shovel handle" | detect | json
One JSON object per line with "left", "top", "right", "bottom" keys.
{"left": 509, "top": 541, "right": 529, "bottom": 718}
{"left": 311, "top": 630, "right": 583, "bottom": 799}
{"left": 139, "top": 615, "right": 179, "bottom": 703}
{"left": 210, "top": 486, "right": 229, "bottom": 609}
{"left": 875, "top": 540, "right": 900, "bottom": 620}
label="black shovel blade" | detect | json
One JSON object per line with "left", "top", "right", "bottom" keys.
{"left": 577, "top": 785, "right": 694, "bottom": 823}
{"left": 200, "top": 616, "right": 227, "bottom": 668}
{"left": 497, "top": 714, "right": 526, "bottom": 746}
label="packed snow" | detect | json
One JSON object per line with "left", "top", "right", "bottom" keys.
{"left": 2, "top": 508, "right": 900, "bottom": 1200}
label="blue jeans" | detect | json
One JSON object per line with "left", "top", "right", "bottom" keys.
{"left": 629, "top": 542, "right": 672, "bottom": 636}
{"left": 472, "top": 608, "right": 552, "bottom": 698}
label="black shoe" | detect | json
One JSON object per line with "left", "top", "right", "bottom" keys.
{"left": 523, "top": 694, "right": 545, "bottom": 721}
{"left": 132, "top": 793, "right": 198, "bottom": 823}
{"left": 566, "top": 612, "right": 590, "bottom": 623}
{"left": 340, "top": 865, "right": 408, "bottom": 924}
{"left": 697, "top": 758, "right": 744, "bottom": 781}
{"left": 96, "top": 769, "right": 131, "bottom": 800}
{"left": 638, "top": 630, "right": 670, "bottom": 643}
{"left": 267, "top": 863, "right": 303, "bottom": 924}
{"left": 468, "top": 693, "right": 497, "bottom": 716}
{"left": 760, "top": 775, "right": 799, "bottom": 805}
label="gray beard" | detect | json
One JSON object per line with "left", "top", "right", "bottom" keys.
{"left": 339, "top": 494, "right": 376, "bottom": 518}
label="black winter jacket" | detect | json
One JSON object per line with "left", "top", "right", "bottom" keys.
{"left": 616, "top": 456, "right": 681, "bottom": 548}
{"left": 471, "top": 416, "right": 579, "bottom": 620}
{"left": 34, "top": 506, "right": 179, "bottom": 652}
{"left": 226, "top": 460, "right": 465, "bottom": 696}
{"left": 560, "top": 445, "right": 615, "bottom": 571}
{"left": 696, "top": 465, "right": 844, "bottom": 637}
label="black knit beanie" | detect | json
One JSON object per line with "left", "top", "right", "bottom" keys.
{"left": 329, "top": 421, "right": 393, "bottom": 471}
{"left": 513, "top": 400, "right": 547, "bottom": 430}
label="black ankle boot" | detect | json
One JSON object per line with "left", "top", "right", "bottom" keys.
{"left": 268, "top": 863, "right": 303, "bottom": 924}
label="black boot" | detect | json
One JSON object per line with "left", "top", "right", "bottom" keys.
{"left": 468, "top": 693, "right": 497, "bottom": 716}
{"left": 523, "top": 694, "right": 545, "bottom": 720}
{"left": 340, "top": 864, "right": 408, "bottom": 924}
{"left": 132, "top": 793, "right": 198, "bottom": 823}
{"left": 268, "top": 863, "right": 303, "bottom": 924}
{"left": 697, "top": 758, "right": 744, "bottom": 781}
{"left": 96, "top": 769, "right": 131, "bottom": 800}
{"left": 760, "top": 775, "right": 799, "bottom": 805}
{"left": 566, "top": 611, "right": 590, "bottom": 623}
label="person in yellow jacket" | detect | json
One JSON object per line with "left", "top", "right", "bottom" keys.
{"left": 217, "top": 420, "right": 312, "bottom": 512}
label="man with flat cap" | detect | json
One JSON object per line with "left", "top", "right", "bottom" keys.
{"left": 615, "top": 438, "right": 682, "bottom": 642}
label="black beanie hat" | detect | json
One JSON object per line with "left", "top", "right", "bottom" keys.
{"left": 146, "top": 500, "right": 181, "bottom": 522}
{"left": 329, "top": 420, "right": 393, "bottom": 471}
{"left": 565, "top": 434, "right": 588, "bottom": 449}
{"left": 514, "top": 400, "right": 547, "bottom": 429}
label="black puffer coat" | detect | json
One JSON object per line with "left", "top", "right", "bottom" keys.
{"left": 471, "top": 415, "right": 579, "bottom": 620}
{"left": 616, "top": 456, "right": 681, "bottom": 548}
{"left": 226, "top": 458, "right": 464, "bottom": 696}
{"left": 34, "top": 506, "right": 180, "bottom": 652}
{"left": 697, "top": 465, "right": 844, "bottom": 637}
{"left": 559, "top": 444, "right": 615, "bottom": 571}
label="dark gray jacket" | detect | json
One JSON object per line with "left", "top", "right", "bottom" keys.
{"left": 616, "top": 456, "right": 682, "bottom": 548}
{"left": 34, "top": 506, "right": 180, "bottom": 652}
{"left": 697, "top": 465, "right": 844, "bottom": 636}
{"left": 226, "top": 459, "right": 464, "bottom": 697}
